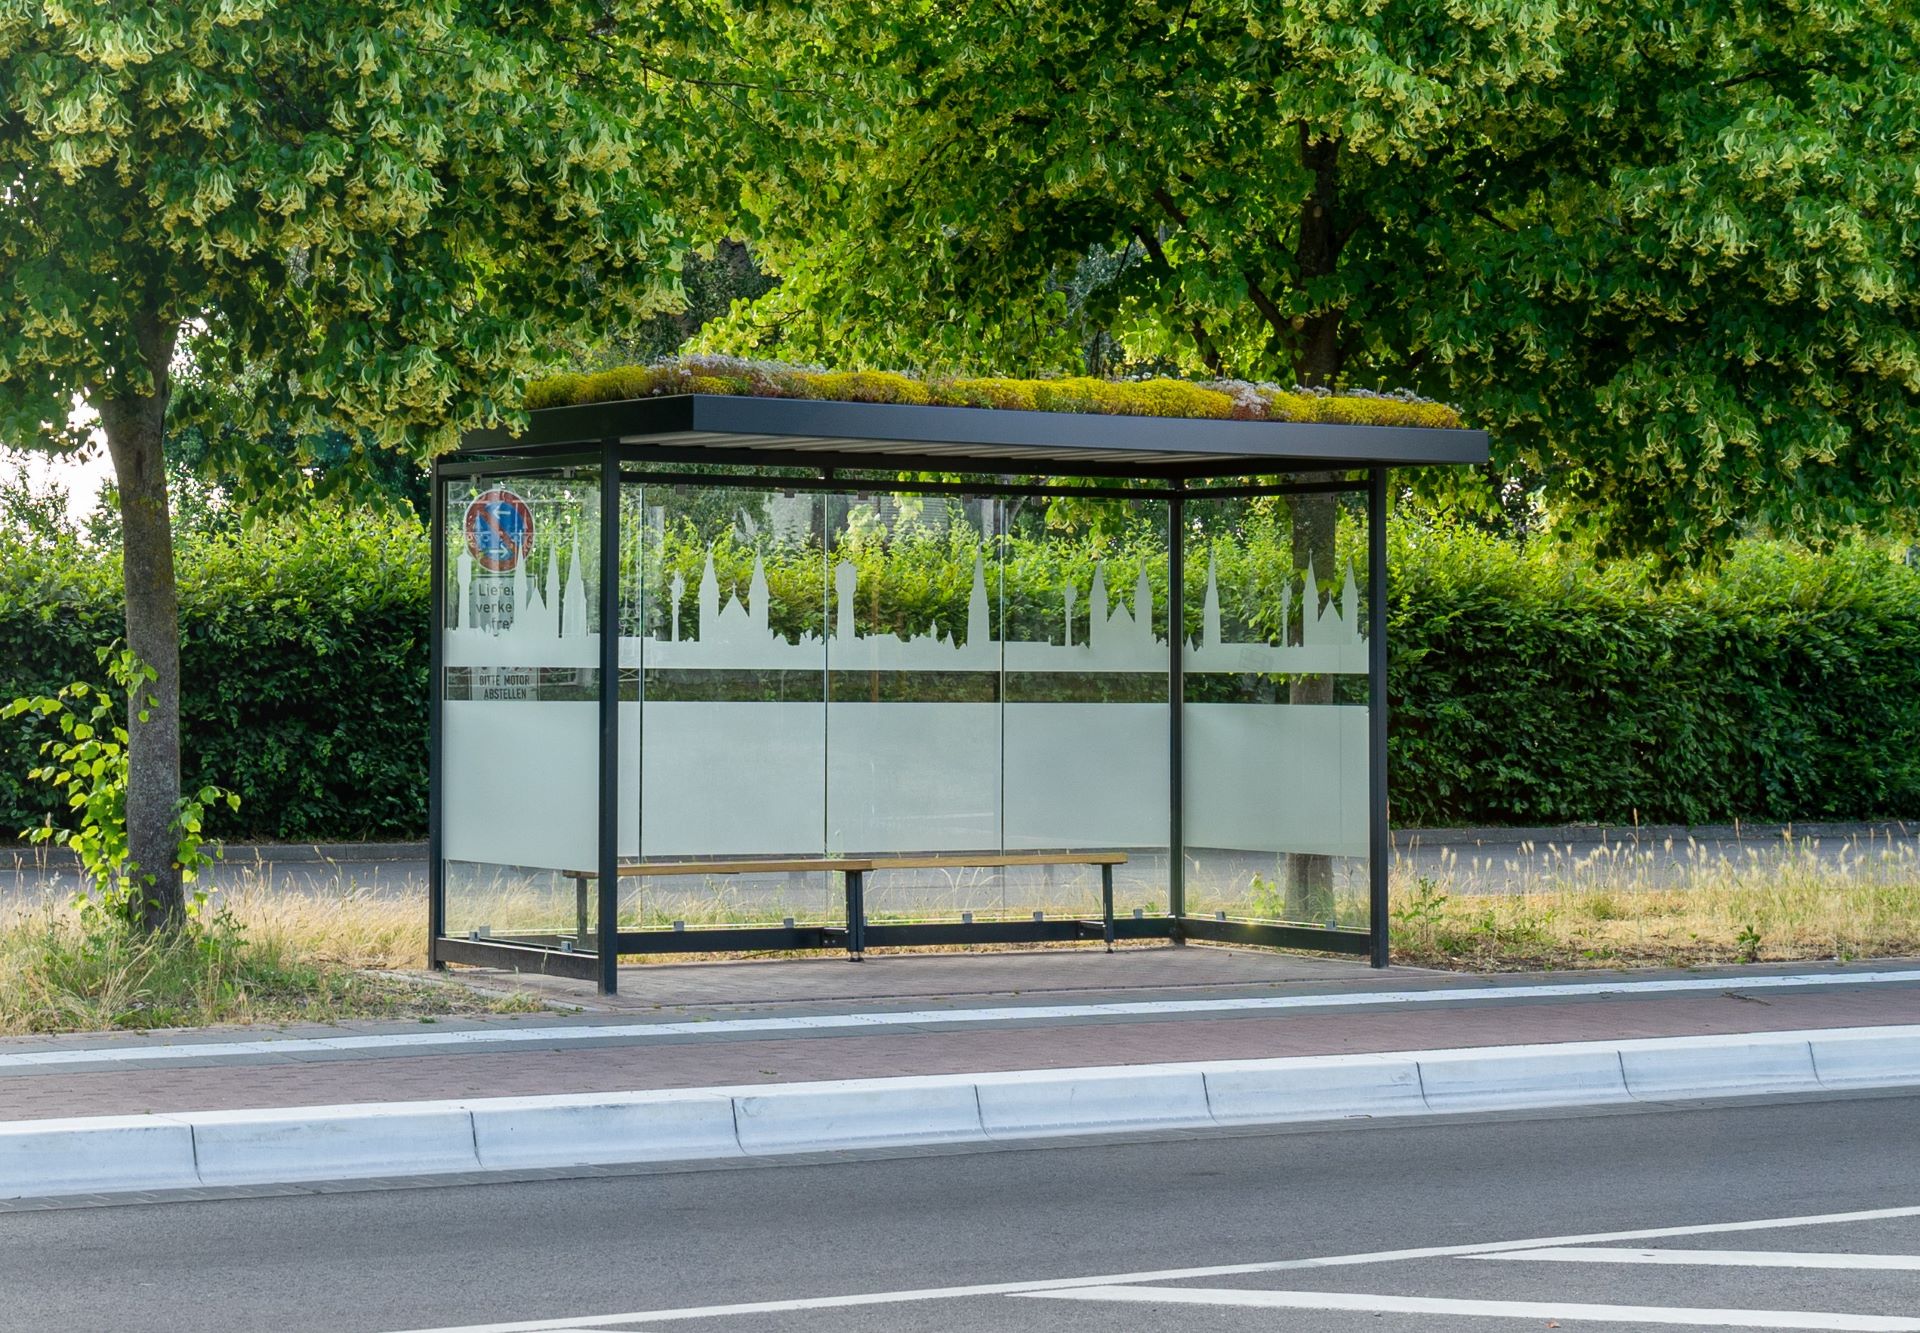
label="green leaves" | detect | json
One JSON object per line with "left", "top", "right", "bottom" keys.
{"left": 3, "top": 644, "right": 235, "bottom": 927}
{"left": 706, "top": 0, "right": 1920, "bottom": 557}
{"left": 0, "top": 508, "right": 422, "bottom": 842}
{"left": 0, "top": 1, "right": 719, "bottom": 462}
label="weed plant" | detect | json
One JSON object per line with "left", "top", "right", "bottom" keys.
{"left": 1390, "top": 831, "right": 1920, "bottom": 969}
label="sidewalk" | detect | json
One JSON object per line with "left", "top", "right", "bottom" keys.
{"left": 6, "top": 947, "right": 1919, "bottom": 1123}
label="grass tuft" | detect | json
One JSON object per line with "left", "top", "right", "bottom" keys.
{"left": 0, "top": 885, "right": 536, "bottom": 1036}
{"left": 1391, "top": 834, "right": 1920, "bottom": 969}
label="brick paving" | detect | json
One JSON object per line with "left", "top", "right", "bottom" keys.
{"left": 468, "top": 944, "right": 1397, "bottom": 1010}
{"left": 4, "top": 975, "right": 1917, "bottom": 1123}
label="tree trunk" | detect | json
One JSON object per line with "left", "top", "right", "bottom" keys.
{"left": 1282, "top": 130, "right": 1346, "bottom": 924}
{"left": 95, "top": 314, "right": 184, "bottom": 932}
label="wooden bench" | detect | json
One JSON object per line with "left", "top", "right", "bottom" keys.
{"left": 566, "top": 851, "right": 1128, "bottom": 957}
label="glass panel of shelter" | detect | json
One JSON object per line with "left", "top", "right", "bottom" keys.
{"left": 1000, "top": 492, "right": 1171, "bottom": 921}
{"left": 598, "top": 476, "right": 1178, "bottom": 934}
{"left": 625, "top": 479, "right": 833, "bottom": 931}
{"left": 439, "top": 469, "right": 604, "bottom": 950}
{"left": 1180, "top": 488, "right": 1372, "bottom": 934}
{"left": 824, "top": 491, "right": 1007, "bottom": 923}
{"left": 436, "top": 463, "right": 1377, "bottom": 955}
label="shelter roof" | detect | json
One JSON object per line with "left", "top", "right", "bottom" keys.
{"left": 459, "top": 394, "right": 1489, "bottom": 480}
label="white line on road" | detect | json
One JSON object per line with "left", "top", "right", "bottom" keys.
{"left": 1481, "top": 1246, "right": 1920, "bottom": 1270}
{"left": 1021, "top": 1285, "right": 1920, "bottom": 1329}
{"left": 386, "top": 1202, "right": 1920, "bottom": 1333}
{"left": 9, "top": 969, "right": 1919, "bottom": 1070}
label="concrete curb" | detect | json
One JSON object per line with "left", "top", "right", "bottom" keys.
{"left": 4, "top": 1025, "right": 1918, "bottom": 1202}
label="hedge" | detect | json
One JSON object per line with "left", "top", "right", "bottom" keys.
{"left": 2, "top": 513, "right": 1916, "bottom": 841}
{"left": 0, "top": 512, "right": 427, "bottom": 842}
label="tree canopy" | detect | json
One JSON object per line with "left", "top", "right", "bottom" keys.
{"left": 706, "top": 0, "right": 1920, "bottom": 557}
{"left": 0, "top": 1, "right": 717, "bottom": 924}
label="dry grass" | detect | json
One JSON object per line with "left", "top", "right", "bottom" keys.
{"left": 7, "top": 833, "right": 1916, "bottom": 1036}
{"left": 1391, "top": 834, "right": 1920, "bottom": 969}
{"left": 0, "top": 883, "right": 540, "bottom": 1037}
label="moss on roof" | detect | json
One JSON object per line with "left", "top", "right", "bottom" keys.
{"left": 524, "top": 356, "right": 1465, "bottom": 430}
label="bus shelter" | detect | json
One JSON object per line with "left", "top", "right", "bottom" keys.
{"left": 429, "top": 393, "right": 1487, "bottom": 992}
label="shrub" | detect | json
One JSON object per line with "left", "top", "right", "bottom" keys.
{"left": 1385, "top": 524, "right": 1920, "bottom": 825}
{"left": 4, "top": 507, "right": 1916, "bottom": 842}
{"left": 0, "top": 509, "right": 428, "bottom": 842}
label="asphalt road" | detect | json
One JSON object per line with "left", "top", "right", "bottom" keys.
{"left": 3, "top": 1090, "right": 1918, "bottom": 1331}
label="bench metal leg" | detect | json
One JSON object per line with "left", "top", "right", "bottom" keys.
{"left": 574, "top": 875, "right": 591, "bottom": 951}
{"left": 845, "top": 868, "right": 866, "bottom": 961}
{"left": 1101, "top": 863, "right": 1116, "bottom": 952}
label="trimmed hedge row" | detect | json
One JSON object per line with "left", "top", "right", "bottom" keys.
{"left": 1390, "top": 528, "right": 1920, "bottom": 826}
{"left": 0, "top": 513, "right": 427, "bottom": 842}
{"left": 2, "top": 514, "right": 1916, "bottom": 840}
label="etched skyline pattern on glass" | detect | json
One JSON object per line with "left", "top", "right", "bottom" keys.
{"left": 1186, "top": 553, "right": 1367, "bottom": 676}
{"left": 447, "top": 541, "right": 1366, "bottom": 675}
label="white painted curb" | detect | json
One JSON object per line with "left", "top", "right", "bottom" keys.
{"left": 1204, "top": 1052, "right": 1426, "bottom": 1125}
{"left": 190, "top": 1103, "right": 480, "bottom": 1186}
{"left": 732, "top": 1077, "right": 982, "bottom": 1154}
{"left": 0, "top": 1116, "right": 200, "bottom": 1197}
{"left": 5, "top": 1024, "right": 1919, "bottom": 1202}
{"left": 1621, "top": 1034, "right": 1822, "bottom": 1098}
{"left": 1811, "top": 1028, "right": 1920, "bottom": 1088}
{"left": 975, "top": 1066, "right": 1212, "bottom": 1139}
{"left": 471, "top": 1090, "right": 741, "bottom": 1170}
{"left": 1418, "top": 1045, "right": 1632, "bottom": 1112}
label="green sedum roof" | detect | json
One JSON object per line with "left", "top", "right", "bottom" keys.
{"left": 525, "top": 356, "right": 1465, "bottom": 431}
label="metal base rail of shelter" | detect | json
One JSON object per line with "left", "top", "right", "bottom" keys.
{"left": 426, "top": 395, "right": 1488, "bottom": 993}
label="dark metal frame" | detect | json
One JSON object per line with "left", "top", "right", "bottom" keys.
{"left": 430, "top": 395, "right": 1485, "bottom": 991}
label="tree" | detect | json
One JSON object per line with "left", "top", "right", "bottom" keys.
{"left": 166, "top": 383, "right": 432, "bottom": 523}
{"left": 707, "top": 0, "right": 1920, "bottom": 558}
{"left": 0, "top": 3, "right": 710, "bottom": 928}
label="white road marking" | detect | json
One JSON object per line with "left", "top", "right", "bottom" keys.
{"left": 386, "top": 1202, "right": 1920, "bottom": 1332}
{"left": 9, "top": 969, "right": 1919, "bottom": 1069}
{"left": 1022, "top": 1285, "right": 1920, "bottom": 1329}
{"left": 1482, "top": 1246, "right": 1920, "bottom": 1271}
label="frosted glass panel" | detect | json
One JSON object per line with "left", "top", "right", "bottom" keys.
{"left": 440, "top": 471, "right": 603, "bottom": 946}
{"left": 1181, "top": 492, "right": 1371, "bottom": 930}
{"left": 825, "top": 493, "right": 1002, "bottom": 858}
{"left": 1000, "top": 494, "right": 1170, "bottom": 915}
{"left": 632, "top": 484, "right": 827, "bottom": 858}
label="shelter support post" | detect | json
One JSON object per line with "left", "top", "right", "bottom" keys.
{"left": 597, "top": 441, "right": 621, "bottom": 994}
{"left": 1367, "top": 466, "right": 1390, "bottom": 968}
{"left": 426, "top": 460, "right": 447, "bottom": 968}
{"left": 1101, "top": 862, "right": 1116, "bottom": 952}
{"left": 844, "top": 868, "right": 867, "bottom": 960}
{"left": 1167, "top": 482, "right": 1186, "bottom": 936}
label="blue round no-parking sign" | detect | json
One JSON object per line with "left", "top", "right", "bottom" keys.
{"left": 463, "top": 488, "right": 535, "bottom": 573}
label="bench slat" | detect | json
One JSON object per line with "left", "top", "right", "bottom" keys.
{"left": 565, "top": 851, "right": 1128, "bottom": 879}
{"left": 864, "top": 852, "right": 1129, "bottom": 870}
{"left": 565, "top": 859, "right": 874, "bottom": 879}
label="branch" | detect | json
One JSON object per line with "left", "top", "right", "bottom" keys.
{"left": 1132, "top": 223, "right": 1225, "bottom": 376}
{"left": 1151, "top": 185, "right": 1292, "bottom": 346}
